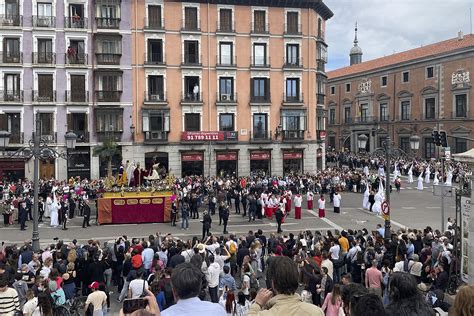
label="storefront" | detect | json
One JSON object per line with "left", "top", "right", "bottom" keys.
{"left": 0, "top": 159, "right": 25, "bottom": 182}
{"left": 181, "top": 152, "right": 204, "bottom": 177}
{"left": 250, "top": 150, "right": 271, "bottom": 176}
{"left": 282, "top": 151, "right": 303, "bottom": 175}
{"left": 216, "top": 152, "right": 238, "bottom": 177}
{"left": 67, "top": 148, "right": 91, "bottom": 180}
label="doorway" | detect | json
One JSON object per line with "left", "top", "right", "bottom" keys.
{"left": 40, "top": 159, "right": 55, "bottom": 179}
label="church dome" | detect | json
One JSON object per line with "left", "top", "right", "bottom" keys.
{"left": 350, "top": 44, "right": 363, "bottom": 55}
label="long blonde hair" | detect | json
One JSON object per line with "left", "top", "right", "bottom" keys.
{"left": 453, "top": 285, "right": 474, "bottom": 316}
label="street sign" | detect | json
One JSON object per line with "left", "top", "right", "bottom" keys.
{"left": 445, "top": 147, "right": 451, "bottom": 160}
{"left": 381, "top": 201, "right": 390, "bottom": 221}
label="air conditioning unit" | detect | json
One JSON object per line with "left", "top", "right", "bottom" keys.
{"left": 150, "top": 94, "right": 162, "bottom": 101}
{"left": 221, "top": 94, "right": 231, "bottom": 101}
{"left": 151, "top": 132, "right": 165, "bottom": 140}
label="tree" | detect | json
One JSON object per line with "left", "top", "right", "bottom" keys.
{"left": 93, "top": 138, "right": 121, "bottom": 177}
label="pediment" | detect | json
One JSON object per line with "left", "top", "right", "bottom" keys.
{"left": 451, "top": 126, "right": 471, "bottom": 134}
{"left": 397, "top": 127, "right": 413, "bottom": 134}
{"left": 376, "top": 93, "right": 391, "bottom": 101}
{"left": 397, "top": 90, "right": 413, "bottom": 98}
{"left": 419, "top": 127, "right": 434, "bottom": 134}
{"left": 342, "top": 98, "right": 353, "bottom": 105}
{"left": 420, "top": 86, "right": 438, "bottom": 95}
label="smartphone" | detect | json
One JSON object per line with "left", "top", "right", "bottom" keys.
{"left": 122, "top": 298, "right": 148, "bottom": 314}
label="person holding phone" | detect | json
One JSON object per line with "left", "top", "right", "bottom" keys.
{"left": 85, "top": 282, "right": 107, "bottom": 316}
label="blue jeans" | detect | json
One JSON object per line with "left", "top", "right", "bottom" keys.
{"left": 181, "top": 216, "right": 189, "bottom": 229}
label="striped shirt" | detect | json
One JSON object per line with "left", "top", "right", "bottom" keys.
{"left": 0, "top": 287, "right": 20, "bottom": 315}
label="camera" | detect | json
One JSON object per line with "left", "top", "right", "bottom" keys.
{"left": 122, "top": 298, "right": 148, "bottom": 314}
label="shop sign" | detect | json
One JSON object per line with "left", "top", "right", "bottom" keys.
{"left": 283, "top": 152, "right": 303, "bottom": 160}
{"left": 181, "top": 131, "right": 238, "bottom": 141}
{"left": 182, "top": 153, "right": 204, "bottom": 162}
{"left": 216, "top": 153, "right": 237, "bottom": 161}
{"left": 319, "top": 131, "right": 326, "bottom": 140}
{"left": 250, "top": 151, "right": 270, "bottom": 160}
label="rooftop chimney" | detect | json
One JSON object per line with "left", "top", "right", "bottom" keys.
{"left": 458, "top": 31, "right": 464, "bottom": 40}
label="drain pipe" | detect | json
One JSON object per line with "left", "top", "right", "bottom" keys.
{"left": 207, "top": 2, "right": 211, "bottom": 177}
{"left": 134, "top": 0, "right": 139, "bottom": 158}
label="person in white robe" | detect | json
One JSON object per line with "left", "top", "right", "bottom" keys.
{"left": 417, "top": 173, "right": 424, "bottom": 190}
{"left": 445, "top": 167, "right": 453, "bottom": 186}
{"left": 50, "top": 193, "right": 59, "bottom": 227}
{"left": 363, "top": 165, "right": 369, "bottom": 177}
{"left": 372, "top": 179, "right": 384, "bottom": 215}
{"left": 424, "top": 166, "right": 430, "bottom": 184}
{"left": 362, "top": 186, "right": 370, "bottom": 210}
{"left": 126, "top": 161, "right": 136, "bottom": 186}
{"left": 45, "top": 194, "right": 53, "bottom": 218}
{"left": 433, "top": 170, "right": 440, "bottom": 185}
{"left": 407, "top": 165, "right": 414, "bottom": 183}
{"left": 393, "top": 163, "right": 400, "bottom": 182}
{"left": 378, "top": 165, "right": 385, "bottom": 177}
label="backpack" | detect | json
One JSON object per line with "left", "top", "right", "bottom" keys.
{"left": 246, "top": 272, "right": 259, "bottom": 290}
{"left": 229, "top": 242, "right": 237, "bottom": 255}
{"left": 163, "top": 281, "right": 175, "bottom": 309}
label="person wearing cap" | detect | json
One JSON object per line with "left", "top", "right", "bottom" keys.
{"left": 85, "top": 281, "right": 107, "bottom": 316}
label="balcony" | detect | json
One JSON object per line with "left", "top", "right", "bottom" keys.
{"left": 283, "top": 57, "right": 303, "bottom": 69}
{"left": 144, "top": 52, "right": 165, "bottom": 65}
{"left": 0, "top": 15, "right": 22, "bottom": 27}
{"left": 97, "top": 131, "right": 122, "bottom": 142}
{"left": 144, "top": 17, "right": 164, "bottom": 30}
{"left": 249, "top": 130, "right": 272, "bottom": 143}
{"left": 395, "top": 114, "right": 412, "bottom": 121}
{"left": 352, "top": 116, "right": 378, "bottom": 124}
{"left": 282, "top": 93, "right": 304, "bottom": 106}
{"left": 216, "top": 93, "right": 237, "bottom": 105}
{"left": 66, "top": 91, "right": 89, "bottom": 103}
{"left": 282, "top": 130, "right": 305, "bottom": 142}
{"left": 181, "top": 93, "right": 203, "bottom": 105}
{"left": 96, "top": 53, "right": 121, "bottom": 65}
{"left": 33, "top": 16, "right": 55, "bottom": 28}
{"left": 181, "top": 54, "right": 202, "bottom": 67}
{"left": 65, "top": 53, "right": 88, "bottom": 66}
{"left": 144, "top": 131, "right": 168, "bottom": 143}
{"left": 250, "top": 57, "right": 271, "bottom": 69}
{"left": 0, "top": 91, "right": 23, "bottom": 102}
{"left": 317, "top": 60, "right": 326, "bottom": 72}
{"left": 65, "top": 16, "right": 87, "bottom": 29}
{"left": 216, "top": 55, "right": 237, "bottom": 68}
{"left": 96, "top": 17, "right": 120, "bottom": 29}
{"left": 8, "top": 132, "right": 23, "bottom": 144}
{"left": 95, "top": 91, "right": 122, "bottom": 102}
{"left": 33, "top": 132, "right": 57, "bottom": 143}
{"left": 181, "top": 20, "right": 200, "bottom": 32}
{"left": 0, "top": 52, "right": 22, "bottom": 64}
{"left": 284, "top": 23, "right": 301, "bottom": 35}
{"left": 317, "top": 93, "right": 325, "bottom": 105}
{"left": 216, "top": 22, "right": 235, "bottom": 34}
{"left": 73, "top": 131, "right": 89, "bottom": 143}
{"left": 251, "top": 22, "right": 269, "bottom": 35}
{"left": 33, "top": 90, "right": 56, "bottom": 103}
{"left": 144, "top": 92, "right": 167, "bottom": 104}
{"left": 250, "top": 95, "right": 271, "bottom": 105}
{"left": 32, "top": 52, "right": 56, "bottom": 65}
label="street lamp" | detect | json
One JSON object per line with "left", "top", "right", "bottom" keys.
{"left": 409, "top": 135, "right": 420, "bottom": 152}
{"left": 0, "top": 114, "right": 77, "bottom": 252}
{"left": 357, "top": 134, "right": 368, "bottom": 152}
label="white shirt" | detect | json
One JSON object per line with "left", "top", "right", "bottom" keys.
{"left": 23, "top": 297, "right": 40, "bottom": 316}
{"left": 329, "top": 244, "right": 340, "bottom": 260}
{"left": 321, "top": 259, "right": 333, "bottom": 280}
{"left": 333, "top": 194, "right": 341, "bottom": 207}
{"left": 294, "top": 195, "right": 302, "bottom": 207}
{"left": 129, "top": 279, "right": 149, "bottom": 299}
{"left": 307, "top": 192, "right": 314, "bottom": 201}
{"left": 318, "top": 198, "right": 325, "bottom": 209}
{"left": 206, "top": 262, "right": 221, "bottom": 288}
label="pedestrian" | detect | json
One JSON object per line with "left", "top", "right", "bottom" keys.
{"left": 218, "top": 201, "right": 225, "bottom": 226}
{"left": 395, "top": 177, "right": 401, "bottom": 193}
{"left": 318, "top": 194, "right": 326, "bottom": 218}
{"left": 181, "top": 199, "right": 189, "bottom": 230}
{"left": 333, "top": 191, "right": 341, "bottom": 214}
{"left": 307, "top": 190, "right": 314, "bottom": 210}
{"left": 19, "top": 198, "right": 28, "bottom": 231}
{"left": 294, "top": 193, "right": 302, "bottom": 219}
{"left": 275, "top": 204, "right": 284, "bottom": 234}
{"left": 202, "top": 211, "right": 212, "bottom": 240}
{"left": 368, "top": 190, "right": 375, "bottom": 212}
{"left": 234, "top": 191, "right": 241, "bottom": 214}
{"left": 38, "top": 197, "right": 44, "bottom": 223}
{"left": 241, "top": 190, "right": 247, "bottom": 217}
{"left": 222, "top": 204, "right": 229, "bottom": 234}
{"left": 82, "top": 199, "right": 91, "bottom": 228}
{"left": 171, "top": 199, "right": 177, "bottom": 227}
{"left": 248, "top": 194, "right": 257, "bottom": 222}
{"left": 60, "top": 198, "right": 68, "bottom": 230}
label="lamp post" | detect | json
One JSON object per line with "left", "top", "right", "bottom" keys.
{"left": 357, "top": 134, "right": 368, "bottom": 153}
{"left": 367, "top": 134, "right": 420, "bottom": 241}
{"left": 0, "top": 113, "right": 77, "bottom": 252}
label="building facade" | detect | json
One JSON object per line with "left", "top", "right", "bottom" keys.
{"left": 129, "top": 0, "right": 332, "bottom": 177}
{"left": 326, "top": 33, "right": 474, "bottom": 159}
{"left": 0, "top": 0, "right": 133, "bottom": 180}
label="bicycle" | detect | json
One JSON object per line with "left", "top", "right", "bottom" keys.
{"left": 66, "top": 296, "right": 88, "bottom": 316}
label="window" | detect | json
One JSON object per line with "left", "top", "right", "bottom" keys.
{"left": 184, "top": 7, "right": 198, "bottom": 30}
{"left": 148, "top": 75, "right": 164, "bottom": 98}
{"left": 380, "top": 103, "right": 388, "bottom": 121}
{"left": 455, "top": 138, "right": 467, "bottom": 153}
{"left": 360, "top": 103, "right": 368, "bottom": 122}
{"left": 344, "top": 107, "right": 351, "bottom": 123}
{"left": 147, "top": 39, "right": 163, "bottom": 63}
{"left": 317, "top": 113, "right": 325, "bottom": 131}
{"left": 3, "top": 38, "right": 20, "bottom": 62}
{"left": 0, "top": 113, "right": 21, "bottom": 143}
{"left": 401, "top": 101, "right": 410, "bottom": 120}
{"left": 426, "top": 66, "right": 434, "bottom": 79}
{"left": 253, "top": 10, "right": 266, "bottom": 32}
{"left": 281, "top": 110, "right": 306, "bottom": 131}
{"left": 345, "top": 83, "right": 351, "bottom": 92}
{"left": 143, "top": 110, "right": 170, "bottom": 133}
{"left": 5, "top": 0, "right": 19, "bottom": 18}
{"left": 378, "top": 136, "right": 387, "bottom": 148}
{"left": 184, "top": 76, "right": 200, "bottom": 100}
{"left": 329, "top": 108, "right": 336, "bottom": 124}
{"left": 219, "top": 113, "right": 234, "bottom": 131}
{"left": 69, "top": 75, "right": 86, "bottom": 102}
{"left": 96, "top": 110, "right": 123, "bottom": 132}
{"left": 97, "top": 4, "right": 120, "bottom": 28}
{"left": 286, "top": 44, "right": 299, "bottom": 65}
{"left": 219, "top": 77, "right": 233, "bottom": 96}
{"left": 400, "top": 137, "right": 410, "bottom": 154}
{"left": 219, "top": 9, "right": 232, "bottom": 31}
{"left": 96, "top": 37, "right": 122, "bottom": 64}
{"left": 67, "top": 3, "right": 85, "bottom": 28}
{"left": 253, "top": 43, "right": 267, "bottom": 66}
{"left": 330, "top": 86, "right": 335, "bottom": 95}
{"left": 381, "top": 76, "right": 387, "bottom": 87}
{"left": 3, "top": 73, "right": 20, "bottom": 100}
{"left": 317, "top": 75, "right": 326, "bottom": 104}
{"left": 253, "top": 114, "right": 268, "bottom": 138}
{"left": 184, "top": 40, "right": 199, "bottom": 64}
{"left": 455, "top": 94, "right": 467, "bottom": 118}
{"left": 96, "top": 73, "right": 122, "bottom": 101}
{"left": 37, "top": 38, "right": 53, "bottom": 63}
{"left": 317, "top": 18, "right": 322, "bottom": 38}
{"left": 251, "top": 78, "right": 269, "bottom": 102}
{"left": 424, "top": 137, "right": 436, "bottom": 158}
{"left": 39, "top": 113, "right": 54, "bottom": 135}
{"left": 37, "top": 74, "right": 53, "bottom": 101}
{"left": 286, "top": 78, "right": 300, "bottom": 100}
{"left": 68, "top": 113, "right": 87, "bottom": 135}
{"left": 402, "top": 71, "right": 409, "bottom": 83}
{"left": 147, "top": 5, "right": 162, "bottom": 28}
{"left": 286, "top": 12, "right": 298, "bottom": 34}
{"left": 425, "top": 98, "right": 436, "bottom": 119}
{"left": 219, "top": 42, "right": 233, "bottom": 65}
{"left": 98, "top": 74, "right": 120, "bottom": 91}
{"left": 37, "top": 2, "right": 52, "bottom": 17}
{"left": 184, "top": 113, "right": 200, "bottom": 131}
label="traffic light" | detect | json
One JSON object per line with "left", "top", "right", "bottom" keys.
{"left": 432, "top": 130, "right": 441, "bottom": 146}
{"left": 440, "top": 131, "right": 448, "bottom": 147}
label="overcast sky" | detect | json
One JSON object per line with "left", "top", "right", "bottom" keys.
{"left": 324, "top": 0, "right": 473, "bottom": 71}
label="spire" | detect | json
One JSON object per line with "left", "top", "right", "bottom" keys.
{"left": 350, "top": 21, "right": 363, "bottom": 65}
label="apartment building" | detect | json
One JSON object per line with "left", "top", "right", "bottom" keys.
{"left": 0, "top": 0, "right": 132, "bottom": 180}
{"left": 130, "top": 0, "right": 333, "bottom": 177}
{"left": 326, "top": 32, "right": 474, "bottom": 158}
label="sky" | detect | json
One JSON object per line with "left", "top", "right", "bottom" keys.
{"left": 324, "top": 0, "right": 473, "bottom": 71}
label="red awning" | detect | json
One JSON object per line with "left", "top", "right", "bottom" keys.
{"left": 283, "top": 152, "right": 303, "bottom": 160}
{"left": 250, "top": 151, "right": 271, "bottom": 160}
{"left": 182, "top": 153, "right": 203, "bottom": 162}
{"left": 216, "top": 153, "right": 237, "bottom": 161}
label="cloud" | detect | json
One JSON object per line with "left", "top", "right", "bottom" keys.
{"left": 324, "top": 0, "right": 473, "bottom": 70}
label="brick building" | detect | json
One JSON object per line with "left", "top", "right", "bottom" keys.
{"left": 326, "top": 31, "right": 474, "bottom": 159}
{"left": 129, "top": 0, "right": 333, "bottom": 177}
